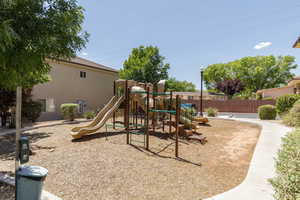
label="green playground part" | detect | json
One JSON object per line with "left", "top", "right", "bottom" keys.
{"left": 105, "top": 123, "right": 145, "bottom": 128}
{"left": 129, "top": 131, "right": 145, "bottom": 135}
{"left": 149, "top": 109, "right": 176, "bottom": 114}
{"left": 151, "top": 92, "right": 171, "bottom": 96}
{"left": 105, "top": 123, "right": 126, "bottom": 128}
{"left": 130, "top": 91, "right": 147, "bottom": 94}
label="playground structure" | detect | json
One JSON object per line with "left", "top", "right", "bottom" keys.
{"left": 71, "top": 79, "right": 208, "bottom": 157}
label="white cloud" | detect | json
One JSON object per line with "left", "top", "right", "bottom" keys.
{"left": 254, "top": 42, "right": 272, "bottom": 50}
{"left": 81, "top": 52, "right": 88, "bottom": 56}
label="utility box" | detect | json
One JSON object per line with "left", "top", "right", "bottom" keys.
{"left": 17, "top": 165, "right": 48, "bottom": 200}
{"left": 19, "top": 136, "right": 30, "bottom": 164}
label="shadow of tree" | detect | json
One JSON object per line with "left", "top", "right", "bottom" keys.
{"left": 130, "top": 144, "right": 202, "bottom": 167}
{"left": 0, "top": 132, "right": 52, "bottom": 161}
{"left": 71, "top": 131, "right": 125, "bottom": 143}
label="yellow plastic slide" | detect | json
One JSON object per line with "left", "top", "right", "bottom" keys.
{"left": 71, "top": 95, "right": 124, "bottom": 139}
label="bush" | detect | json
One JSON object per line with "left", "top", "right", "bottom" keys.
{"left": 22, "top": 100, "right": 42, "bottom": 122}
{"left": 205, "top": 107, "right": 218, "bottom": 117}
{"left": 60, "top": 103, "right": 79, "bottom": 121}
{"left": 258, "top": 105, "right": 277, "bottom": 120}
{"left": 83, "top": 111, "right": 95, "bottom": 119}
{"left": 282, "top": 104, "right": 300, "bottom": 127}
{"left": 269, "top": 129, "right": 300, "bottom": 200}
{"left": 276, "top": 94, "right": 300, "bottom": 115}
{"left": 293, "top": 99, "right": 300, "bottom": 106}
{"left": 262, "top": 97, "right": 274, "bottom": 101}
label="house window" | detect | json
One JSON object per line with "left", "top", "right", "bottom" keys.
{"left": 80, "top": 71, "right": 86, "bottom": 78}
{"left": 76, "top": 100, "right": 87, "bottom": 113}
{"left": 38, "top": 99, "right": 46, "bottom": 112}
{"left": 294, "top": 88, "right": 297, "bottom": 94}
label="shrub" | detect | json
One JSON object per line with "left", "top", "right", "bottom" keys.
{"left": 205, "top": 107, "right": 218, "bottom": 117}
{"left": 262, "top": 97, "right": 274, "bottom": 101}
{"left": 258, "top": 105, "right": 277, "bottom": 120}
{"left": 256, "top": 93, "right": 262, "bottom": 100}
{"left": 269, "top": 129, "right": 300, "bottom": 200}
{"left": 293, "top": 99, "right": 300, "bottom": 106}
{"left": 60, "top": 103, "right": 79, "bottom": 121}
{"left": 83, "top": 111, "right": 95, "bottom": 119}
{"left": 22, "top": 100, "right": 42, "bottom": 122}
{"left": 276, "top": 94, "right": 300, "bottom": 115}
{"left": 282, "top": 104, "right": 300, "bottom": 127}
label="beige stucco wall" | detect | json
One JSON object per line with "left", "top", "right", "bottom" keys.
{"left": 31, "top": 61, "right": 118, "bottom": 121}
{"left": 262, "top": 87, "right": 295, "bottom": 98}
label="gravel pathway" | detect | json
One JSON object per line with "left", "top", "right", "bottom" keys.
{"left": 0, "top": 119, "right": 261, "bottom": 200}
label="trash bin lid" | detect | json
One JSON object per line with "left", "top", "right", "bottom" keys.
{"left": 18, "top": 165, "right": 48, "bottom": 178}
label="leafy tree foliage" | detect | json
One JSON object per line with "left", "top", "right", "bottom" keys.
{"left": 0, "top": 0, "right": 89, "bottom": 89}
{"left": 216, "top": 79, "right": 244, "bottom": 99}
{"left": 165, "top": 78, "right": 197, "bottom": 92}
{"left": 204, "top": 55, "right": 297, "bottom": 96}
{"left": 120, "top": 46, "right": 170, "bottom": 84}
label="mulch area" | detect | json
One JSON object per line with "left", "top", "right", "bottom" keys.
{"left": 0, "top": 119, "right": 261, "bottom": 200}
{"left": 0, "top": 182, "right": 14, "bottom": 200}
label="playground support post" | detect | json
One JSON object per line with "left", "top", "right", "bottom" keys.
{"left": 125, "top": 81, "right": 130, "bottom": 144}
{"left": 15, "top": 86, "right": 22, "bottom": 199}
{"left": 169, "top": 91, "right": 173, "bottom": 135}
{"left": 175, "top": 95, "right": 180, "bottom": 157}
{"left": 146, "top": 87, "right": 150, "bottom": 150}
{"left": 113, "top": 81, "right": 116, "bottom": 129}
{"left": 200, "top": 69, "right": 204, "bottom": 116}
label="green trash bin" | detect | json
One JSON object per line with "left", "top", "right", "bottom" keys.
{"left": 17, "top": 165, "right": 48, "bottom": 200}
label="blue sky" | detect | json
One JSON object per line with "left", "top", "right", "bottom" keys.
{"left": 77, "top": 0, "right": 300, "bottom": 89}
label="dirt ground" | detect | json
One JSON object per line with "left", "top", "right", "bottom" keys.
{"left": 0, "top": 119, "right": 261, "bottom": 200}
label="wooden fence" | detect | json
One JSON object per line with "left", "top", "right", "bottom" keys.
{"left": 182, "top": 99, "right": 276, "bottom": 113}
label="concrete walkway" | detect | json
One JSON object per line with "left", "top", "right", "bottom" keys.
{"left": 0, "top": 119, "right": 91, "bottom": 137}
{"left": 205, "top": 118, "right": 292, "bottom": 200}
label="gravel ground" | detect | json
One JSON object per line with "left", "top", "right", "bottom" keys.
{"left": 0, "top": 119, "right": 261, "bottom": 200}
{"left": 0, "top": 182, "right": 14, "bottom": 200}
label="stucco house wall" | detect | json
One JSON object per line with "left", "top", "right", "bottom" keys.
{"left": 260, "top": 87, "right": 295, "bottom": 98}
{"left": 31, "top": 58, "right": 119, "bottom": 121}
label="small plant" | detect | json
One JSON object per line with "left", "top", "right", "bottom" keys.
{"left": 83, "top": 111, "right": 95, "bottom": 119}
{"left": 276, "top": 94, "right": 300, "bottom": 115}
{"left": 269, "top": 129, "right": 300, "bottom": 200}
{"left": 60, "top": 103, "right": 79, "bottom": 121}
{"left": 282, "top": 104, "right": 300, "bottom": 127}
{"left": 258, "top": 105, "right": 277, "bottom": 120}
{"left": 205, "top": 107, "right": 218, "bottom": 117}
{"left": 22, "top": 100, "right": 42, "bottom": 122}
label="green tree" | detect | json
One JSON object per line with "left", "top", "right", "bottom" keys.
{"left": 120, "top": 45, "right": 170, "bottom": 84}
{"left": 0, "top": 0, "right": 89, "bottom": 89}
{"left": 165, "top": 78, "right": 197, "bottom": 92}
{"left": 204, "top": 55, "right": 297, "bottom": 96}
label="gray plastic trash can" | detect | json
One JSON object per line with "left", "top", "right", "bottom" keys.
{"left": 17, "top": 165, "right": 48, "bottom": 200}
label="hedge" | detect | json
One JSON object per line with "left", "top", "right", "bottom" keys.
{"left": 258, "top": 105, "right": 277, "bottom": 120}
{"left": 269, "top": 129, "right": 300, "bottom": 200}
{"left": 276, "top": 94, "right": 300, "bottom": 115}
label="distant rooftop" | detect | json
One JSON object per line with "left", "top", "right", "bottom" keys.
{"left": 51, "top": 56, "right": 119, "bottom": 73}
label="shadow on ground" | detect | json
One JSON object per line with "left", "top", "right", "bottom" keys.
{"left": 0, "top": 132, "right": 52, "bottom": 161}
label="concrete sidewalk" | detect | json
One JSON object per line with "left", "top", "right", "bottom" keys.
{"left": 205, "top": 118, "right": 292, "bottom": 200}
{"left": 0, "top": 119, "right": 91, "bottom": 137}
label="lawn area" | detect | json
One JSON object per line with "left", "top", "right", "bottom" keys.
{"left": 0, "top": 119, "right": 261, "bottom": 200}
